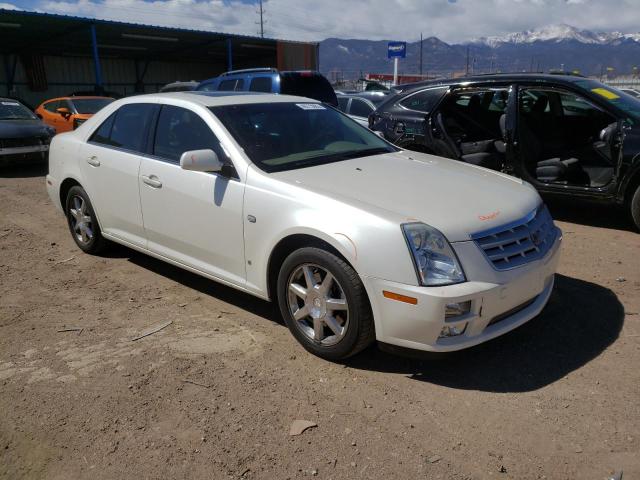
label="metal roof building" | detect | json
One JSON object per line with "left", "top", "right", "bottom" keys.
{"left": 0, "top": 9, "right": 319, "bottom": 106}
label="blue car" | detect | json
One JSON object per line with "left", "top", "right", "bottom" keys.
{"left": 196, "top": 68, "right": 338, "bottom": 106}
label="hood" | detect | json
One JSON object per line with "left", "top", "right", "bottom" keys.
{"left": 0, "top": 119, "right": 53, "bottom": 139}
{"left": 271, "top": 151, "right": 541, "bottom": 242}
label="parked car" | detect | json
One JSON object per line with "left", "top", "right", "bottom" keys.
{"left": 46, "top": 91, "right": 561, "bottom": 360}
{"left": 196, "top": 68, "right": 338, "bottom": 106}
{"left": 619, "top": 87, "right": 640, "bottom": 99}
{"left": 36, "top": 96, "right": 114, "bottom": 133}
{"left": 336, "top": 91, "right": 391, "bottom": 127}
{"left": 0, "top": 98, "right": 54, "bottom": 166}
{"left": 369, "top": 73, "right": 640, "bottom": 230}
{"left": 160, "top": 81, "right": 199, "bottom": 93}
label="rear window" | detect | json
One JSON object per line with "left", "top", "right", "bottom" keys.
{"left": 249, "top": 77, "right": 273, "bottom": 92}
{"left": 280, "top": 72, "right": 338, "bottom": 106}
{"left": 0, "top": 100, "right": 36, "bottom": 120}
{"left": 399, "top": 86, "right": 448, "bottom": 112}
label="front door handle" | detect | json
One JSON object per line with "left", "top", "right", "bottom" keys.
{"left": 141, "top": 175, "right": 162, "bottom": 188}
{"left": 87, "top": 156, "right": 100, "bottom": 167}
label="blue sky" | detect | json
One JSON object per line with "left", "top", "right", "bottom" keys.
{"left": 3, "top": 0, "right": 640, "bottom": 42}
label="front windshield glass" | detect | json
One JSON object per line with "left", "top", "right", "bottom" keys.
{"left": 70, "top": 98, "right": 114, "bottom": 114}
{"left": 210, "top": 102, "right": 397, "bottom": 172}
{"left": 574, "top": 79, "right": 640, "bottom": 122}
{"left": 0, "top": 100, "right": 36, "bottom": 120}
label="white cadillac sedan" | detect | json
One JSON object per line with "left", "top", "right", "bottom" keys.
{"left": 46, "top": 91, "right": 561, "bottom": 360}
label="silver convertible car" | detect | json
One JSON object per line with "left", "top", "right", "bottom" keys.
{"left": 46, "top": 91, "right": 561, "bottom": 360}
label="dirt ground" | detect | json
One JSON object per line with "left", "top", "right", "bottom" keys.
{"left": 0, "top": 164, "right": 638, "bottom": 480}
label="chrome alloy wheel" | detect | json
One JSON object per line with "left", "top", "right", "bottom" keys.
{"left": 68, "top": 195, "right": 94, "bottom": 245}
{"left": 287, "top": 263, "right": 349, "bottom": 346}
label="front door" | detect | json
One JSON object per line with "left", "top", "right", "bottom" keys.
{"left": 514, "top": 85, "right": 620, "bottom": 197}
{"left": 79, "top": 103, "right": 156, "bottom": 248}
{"left": 138, "top": 104, "right": 246, "bottom": 287}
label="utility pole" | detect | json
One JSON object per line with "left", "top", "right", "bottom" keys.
{"left": 256, "top": 0, "right": 265, "bottom": 38}
{"left": 465, "top": 45, "right": 470, "bottom": 75}
{"left": 419, "top": 33, "right": 423, "bottom": 76}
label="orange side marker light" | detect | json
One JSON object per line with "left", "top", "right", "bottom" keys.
{"left": 383, "top": 291, "right": 418, "bottom": 305}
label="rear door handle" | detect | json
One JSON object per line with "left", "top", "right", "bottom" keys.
{"left": 141, "top": 175, "right": 162, "bottom": 188}
{"left": 87, "top": 156, "right": 100, "bottom": 167}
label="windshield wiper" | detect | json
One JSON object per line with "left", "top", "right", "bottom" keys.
{"left": 329, "top": 147, "right": 392, "bottom": 161}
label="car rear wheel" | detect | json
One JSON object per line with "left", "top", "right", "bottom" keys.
{"left": 65, "top": 186, "right": 108, "bottom": 254}
{"left": 630, "top": 185, "right": 640, "bottom": 232}
{"left": 277, "top": 247, "right": 374, "bottom": 360}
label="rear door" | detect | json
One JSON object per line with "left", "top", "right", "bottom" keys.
{"left": 138, "top": 104, "right": 246, "bottom": 286}
{"left": 79, "top": 103, "right": 156, "bottom": 248}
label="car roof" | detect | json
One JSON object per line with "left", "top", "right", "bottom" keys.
{"left": 118, "top": 91, "right": 322, "bottom": 107}
{"left": 42, "top": 96, "right": 113, "bottom": 102}
{"left": 395, "top": 72, "right": 590, "bottom": 93}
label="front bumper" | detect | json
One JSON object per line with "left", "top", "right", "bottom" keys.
{"left": 361, "top": 229, "right": 562, "bottom": 352}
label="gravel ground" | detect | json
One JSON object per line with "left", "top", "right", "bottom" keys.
{"left": 0, "top": 164, "right": 639, "bottom": 480}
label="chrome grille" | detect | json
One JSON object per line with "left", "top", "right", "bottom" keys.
{"left": 472, "top": 206, "right": 557, "bottom": 271}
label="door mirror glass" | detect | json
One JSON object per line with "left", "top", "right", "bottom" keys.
{"left": 180, "top": 149, "right": 224, "bottom": 173}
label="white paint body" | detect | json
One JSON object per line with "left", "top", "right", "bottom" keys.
{"left": 46, "top": 92, "right": 562, "bottom": 353}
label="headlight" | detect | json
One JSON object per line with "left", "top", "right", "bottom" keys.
{"left": 401, "top": 223, "right": 466, "bottom": 286}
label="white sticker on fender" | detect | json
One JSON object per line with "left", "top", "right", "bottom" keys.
{"left": 296, "top": 103, "right": 326, "bottom": 110}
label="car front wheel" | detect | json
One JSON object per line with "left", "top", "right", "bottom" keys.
{"left": 65, "top": 185, "right": 108, "bottom": 254}
{"left": 631, "top": 184, "right": 640, "bottom": 232}
{"left": 277, "top": 247, "right": 375, "bottom": 360}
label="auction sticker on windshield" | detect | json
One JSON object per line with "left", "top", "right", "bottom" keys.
{"left": 1, "top": 102, "right": 20, "bottom": 106}
{"left": 296, "top": 103, "right": 326, "bottom": 110}
{"left": 591, "top": 88, "right": 620, "bottom": 100}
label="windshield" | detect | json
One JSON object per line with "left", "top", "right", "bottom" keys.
{"left": 0, "top": 100, "right": 36, "bottom": 120}
{"left": 210, "top": 102, "right": 397, "bottom": 172}
{"left": 70, "top": 98, "right": 114, "bottom": 114}
{"left": 574, "top": 79, "right": 640, "bottom": 122}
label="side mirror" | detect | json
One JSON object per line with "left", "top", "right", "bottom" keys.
{"left": 56, "top": 107, "right": 71, "bottom": 117}
{"left": 180, "top": 149, "right": 224, "bottom": 173}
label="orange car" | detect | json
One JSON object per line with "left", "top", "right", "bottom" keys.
{"left": 35, "top": 96, "right": 114, "bottom": 133}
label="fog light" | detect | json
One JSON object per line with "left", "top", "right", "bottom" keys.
{"left": 445, "top": 300, "right": 471, "bottom": 318}
{"left": 439, "top": 323, "right": 468, "bottom": 338}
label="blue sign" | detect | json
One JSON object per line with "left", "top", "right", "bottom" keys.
{"left": 387, "top": 41, "right": 406, "bottom": 59}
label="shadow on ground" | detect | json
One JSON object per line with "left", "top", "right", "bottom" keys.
{"left": 346, "top": 274, "right": 624, "bottom": 393}
{"left": 121, "top": 245, "right": 279, "bottom": 323}
{"left": 545, "top": 197, "right": 635, "bottom": 232}
{"left": 0, "top": 163, "right": 48, "bottom": 178}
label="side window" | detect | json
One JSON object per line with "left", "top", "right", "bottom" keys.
{"left": 90, "top": 112, "right": 116, "bottom": 146}
{"left": 109, "top": 103, "right": 155, "bottom": 152}
{"left": 234, "top": 79, "right": 244, "bottom": 91}
{"left": 218, "top": 79, "right": 237, "bottom": 91}
{"left": 44, "top": 101, "right": 59, "bottom": 113}
{"left": 337, "top": 97, "right": 349, "bottom": 112}
{"left": 350, "top": 98, "right": 374, "bottom": 117}
{"left": 399, "top": 87, "right": 447, "bottom": 112}
{"left": 249, "top": 77, "right": 272, "bottom": 92}
{"left": 153, "top": 105, "right": 225, "bottom": 163}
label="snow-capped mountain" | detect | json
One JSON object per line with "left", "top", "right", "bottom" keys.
{"left": 319, "top": 24, "right": 640, "bottom": 79}
{"left": 472, "top": 24, "right": 640, "bottom": 47}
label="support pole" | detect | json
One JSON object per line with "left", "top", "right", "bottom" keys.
{"left": 90, "top": 23, "right": 103, "bottom": 94}
{"left": 393, "top": 57, "right": 398, "bottom": 86}
{"left": 227, "top": 38, "right": 233, "bottom": 72}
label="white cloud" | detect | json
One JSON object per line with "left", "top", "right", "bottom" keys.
{"left": 0, "top": 2, "right": 21, "bottom": 9}
{"left": 13, "top": 0, "right": 640, "bottom": 43}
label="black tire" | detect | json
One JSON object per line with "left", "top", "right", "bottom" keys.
{"left": 631, "top": 184, "right": 640, "bottom": 232}
{"left": 276, "top": 247, "right": 375, "bottom": 360}
{"left": 64, "top": 185, "right": 108, "bottom": 254}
